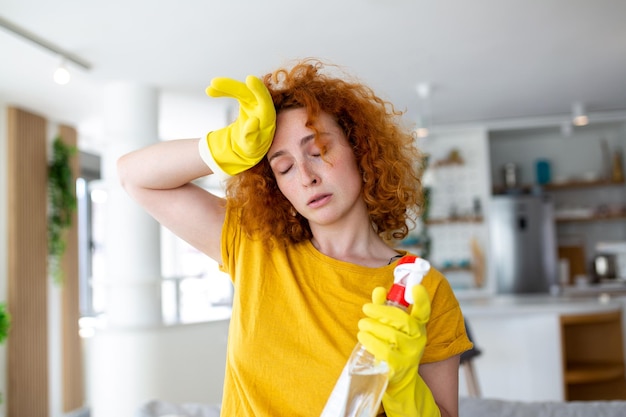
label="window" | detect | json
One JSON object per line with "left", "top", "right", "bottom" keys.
{"left": 161, "top": 227, "right": 233, "bottom": 324}
{"left": 77, "top": 155, "right": 232, "bottom": 334}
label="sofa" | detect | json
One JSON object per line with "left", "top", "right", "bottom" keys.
{"left": 459, "top": 397, "right": 626, "bottom": 417}
{"left": 136, "top": 400, "right": 220, "bottom": 417}
{"left": 136, "top": 397, "right": 626, "bottom": 417}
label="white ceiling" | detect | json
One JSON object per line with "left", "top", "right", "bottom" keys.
{"left": 1, "top": 0, "right": 625, "bottom": 151}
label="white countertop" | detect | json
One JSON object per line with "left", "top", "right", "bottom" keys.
{"left": 562, "top": 280, "right": 626, "bottom": 296}
{"left": 459, "top": 292, "right": 624, "bottom": 317}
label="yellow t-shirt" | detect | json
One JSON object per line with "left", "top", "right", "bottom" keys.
{"left": 219, "top": 208, "right": 472, "bottom": 416}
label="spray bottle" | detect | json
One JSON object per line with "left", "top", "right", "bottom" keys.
{"left": 320, "top": 255, "right": 431, "bottom": 417}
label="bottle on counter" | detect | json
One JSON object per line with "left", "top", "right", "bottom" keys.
{"left": 320, "top": 255, "right": 431, "bottom": 417}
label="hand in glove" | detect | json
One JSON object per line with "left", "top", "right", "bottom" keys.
{"left": 198, "top": 75, "right": 276, "bottom": 176}
{"left": 357, "top": 285, "right": 440, "bottom": 417}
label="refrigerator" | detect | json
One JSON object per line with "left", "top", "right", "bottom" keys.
{"left": 489, "top": 194, "right": 558, "bottom": 294}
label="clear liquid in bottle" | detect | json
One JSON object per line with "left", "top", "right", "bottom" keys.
{"left": 343, "top": 345, "right": 389, "bottom": 417}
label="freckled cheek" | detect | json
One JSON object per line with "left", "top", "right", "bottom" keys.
{"left": 274, "top": 177, "right": 298, "bottom": 203}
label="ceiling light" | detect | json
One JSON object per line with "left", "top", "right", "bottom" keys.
{"left": 415, "top": 82, "right": 432, "bottom": 138}
{"left": 572, "top": 102, "right": 589, "bottom": 127}
{"left": 0, "top": 16, "right": 91, "bottom": 85}
{"left": 53, "top": 60, "right": 71, "bottom": 85}
{"left": 415, "top": 127, "right": 429, "bottom": 139}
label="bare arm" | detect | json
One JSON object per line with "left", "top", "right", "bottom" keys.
{"left": 420, "top": 355, "right": 461, "bottom": 417}
{"left": 117, "top": 138, "right": 226, "bottom": 262}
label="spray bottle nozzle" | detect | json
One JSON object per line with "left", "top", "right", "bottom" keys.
{"left": 393, "top": 256, "right": 431, "bottom": 305}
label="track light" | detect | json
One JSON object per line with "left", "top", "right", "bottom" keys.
{"left": 415, "top": 127, "right": 429, "bottom": 139}
{"left": 572, "top": 102, "right": 589, "bottom": 127}
{"left": 53, "top": 60, "right": 71, "bottom": 85}
{"left": 0, "top": 16, "right": 91, "bottom": 85}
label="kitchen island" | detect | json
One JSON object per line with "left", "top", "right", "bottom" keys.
{"left": 458, "top": 293, "right": 626, "bottom": 402}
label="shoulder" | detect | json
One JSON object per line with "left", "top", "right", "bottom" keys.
{"left": 421, "top": 267, "right": 463, "bottom": 319}
{"left": 421, "top": 267, "right": 454, "bottom": 298}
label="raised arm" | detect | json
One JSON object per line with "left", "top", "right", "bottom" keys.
{"left": 117, "top": 74, "right": 277, "bottom": 263}
{"left": 117, "top": 138, "right": 226, "bottom": 262}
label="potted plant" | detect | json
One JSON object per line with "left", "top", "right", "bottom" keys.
{"left": 48, "top": 135, "right": 77, "bottom": 284}
{"left": 0, "top": 303, "right": 10, "bottom": 404}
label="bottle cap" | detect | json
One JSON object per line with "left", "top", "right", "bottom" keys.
{"left": 393, "top": 255, "right": 431, "bottom": 304}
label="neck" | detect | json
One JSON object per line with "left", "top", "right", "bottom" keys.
{"left": 310, "top": 224, "right": 398, "bottom": 268}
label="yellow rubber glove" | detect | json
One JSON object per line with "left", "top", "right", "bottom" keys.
{"left": 198, "top": 75, "right": 276, "bottom": 176}
{"left": 357, "top": 285, "right": 441, "bottom": 417}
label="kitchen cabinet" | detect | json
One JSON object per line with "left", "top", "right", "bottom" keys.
{"left": 561, "top": 310, "right": 626, "bottom": 400}
{"left": 459, "top": 294, "right": 626, "bottom": 402}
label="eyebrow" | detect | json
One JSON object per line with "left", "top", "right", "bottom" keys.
{"left": 268, "top": 133, "right": 316, "bottom": 163}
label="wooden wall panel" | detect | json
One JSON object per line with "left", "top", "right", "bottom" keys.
{"left": 7, "top": 107, "right": 49, "bottom": 417}
{"left": 58, "top": 124, "right": 84, "bottom": 412}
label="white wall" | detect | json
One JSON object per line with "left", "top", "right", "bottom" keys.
{"left": 461, "top": 311, "right": 564, "bottom": 401}
{"left": 417, "top": 127, "right": 494, "bottom": 294}
{"left": 87, "top": 319, "right": 229, "bottom": 417}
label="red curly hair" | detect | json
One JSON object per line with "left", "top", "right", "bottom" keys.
{"left": 225, "top": 58, "right": 424, "bottom": 245}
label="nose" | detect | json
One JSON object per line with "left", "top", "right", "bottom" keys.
{"left": 299, "top": 161, "right": 320, "bottom": 186}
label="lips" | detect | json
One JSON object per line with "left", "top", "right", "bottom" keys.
{"left": 307, "top": 193, "right": 332, "bottom": 208}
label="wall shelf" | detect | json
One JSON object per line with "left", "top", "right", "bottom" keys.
{"left": 556, "top": 213, "right": 626, "bottom": 223}
{"left": 545, "top": 178, "right": 625, "bottom": 191}
{"left": 565, "top": 363, "right": 625, "bottom": 384}
{"left": 493, "top": 178, "right": 625, "bottom": 195}
{"left": 433, "top": 159, "right": 464, "bottom": 168}
{"left": 426, "top": 215, "right": 483, "bottom": 225}
{"left": 492, "top": 177, "right": 625, "bottom": 228}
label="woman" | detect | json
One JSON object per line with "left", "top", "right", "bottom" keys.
{"left": 117, "top": 59, "right": 472, "bottom": 417}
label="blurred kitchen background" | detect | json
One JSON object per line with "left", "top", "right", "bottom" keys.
{"left": 1, "top": 1, "right": 626, "bottom": 416}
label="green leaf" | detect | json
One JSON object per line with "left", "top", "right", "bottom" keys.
{"left": 47, "top": 135, "right": 77, "bottom": 285}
